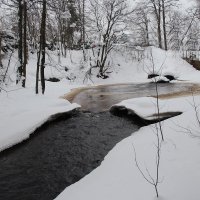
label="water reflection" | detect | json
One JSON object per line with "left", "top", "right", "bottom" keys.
{"left": 72, "top": 83, "right": 195, "bottom": 112}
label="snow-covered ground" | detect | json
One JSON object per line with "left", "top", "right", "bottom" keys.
{"left": 1, "top": 46, "right": 200, "bottom": 199}
{"left": 56, "top": 95, "right": 200, "bottom": 200}
{"left": 0, "top": 82, "right": 79, "bottom": 152}
{"left": 3, "top": 46, "right": 200, "bottom": 87}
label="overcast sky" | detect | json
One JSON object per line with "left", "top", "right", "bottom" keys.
{"left": 128, "top": 0, "right": 197, "bottom": 10}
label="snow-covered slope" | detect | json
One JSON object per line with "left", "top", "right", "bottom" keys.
{"left": 7, "top": 47, "right": 199, "bottom": 86}
{"left": 143, "top": 47, "right": 200, "bottom": 82}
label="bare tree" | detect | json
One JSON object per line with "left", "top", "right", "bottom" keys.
{"left": 0, "top": 31, "right": 2, "bottom": 69}
{"left": 22, "top": 0, "right": 27, "bottom": 88}
{"left": 0, "top": 16, "right": 2, "bottom": 68}
{"left": 145, "top": 0, "right": 179, "bottom": 50}
{"left": 3, "top": 0, "right": 28, "bottom": 87}
{"left": 149, "top": 0, "right": 163, "bottom": 49}
{"left": 133, "top": 48, "right": 167, "bottom": 198}
{"left": 161, "top": 0, "right": 167, "bottom": 50}
{"left": 161, "top": 0, "right": 178, "bottom": 50}
{"left": 168, "top": 10, "right": 183, "bottom": 50}
{"left": 82, "top": 0, "right": 86, "bottom": 61}
{"left": 180, "top": 8, "right": 198, "bottom": 47}
{"left": 36, "top": 0, "right": 47, "bottom": 94}
{"left": 16, "top": 0, "right": 23, "bottom": 84}
{"left": 88, "top": 0, "right": 132, "bottom": 78}
{"left": 131, "top": 1, "right": 150, "bottom": 47}
{"left": 133, "top": 123, "right": 162, "bottom": 198}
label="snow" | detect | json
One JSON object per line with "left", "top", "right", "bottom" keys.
{"left": 59, "top": 46, "right": 200, "bottom": 85}
{"left": 0, "top": 82, "right": 80, "bottom": 152}
{"left": 3, "top": 46, "right": 200, "bottom": 88}
{"left": 111, "top": 96, "right": 182, "bottom": 120}
{"left": 143, "top": 47, "right": 200, "bottom": 82}
{"left": 55, "top": 95, "right": 200, "bottom": 200}
{"left": 1, "top": 46, "right": 200, "bottom": 200}
{"left": 0, "top": 0, "right": 200, "bottom": 198}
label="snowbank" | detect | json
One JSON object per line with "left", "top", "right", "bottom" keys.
{"left": 55, "top": 95, "right": 200, "bottom": 200}
{"left": 111, "top": 97, "right": 183, "bottom": 121}
{"left": 0, "top": 82, "right": 80, "bottom": 152}
{"left": 4, "top": 46, "right": 200, "bottom": 88}
{"left": 143, "top": 47, "right": 200, "bottom": 82}
{"left": 90, "top": 46, "right": 200, "bottom": 84}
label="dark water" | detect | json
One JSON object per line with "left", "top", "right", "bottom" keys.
{"left": 72, "top": 83, "right": 195, "bottom": 112}
{"left": 0, "top": 111, "right": 140, "bottom": 200}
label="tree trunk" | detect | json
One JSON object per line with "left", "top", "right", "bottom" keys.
{"left": 17, "top": 0, "right": 23, "bottom": 84}
{"left": 0, "top": 35, "right": 2, "bottom": 68}
{"left": 35, "top": 50, "right": 40, "bottom": 94}
{"left": 158, "top": 21, "right": 162, "bottom": 49}
{"left": 35, "top": 0, "right": 46, "bottom": 94}
{"left": 152, "top": 0, "right": 162, "bottom": 49}
{"left": 157, "top": 1, "right": 162, "bottom": 49}
{"left": 162, "top": 0, "right": 167, "bottom": 50}
{"left": 40, "top": 0, "right": 46, "bottom": 94}
{"left": 82, "top": 0, "right": 86, "bottom": 61}
{"left": 145, "top": 18, "right": 150, "bottom": 46}
{"left": 22, "top": 0, "right": 27, "bottom": 88}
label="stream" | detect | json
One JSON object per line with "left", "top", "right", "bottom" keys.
{"left": 70, "top": 82, "right": 196, "bottom": 112}
{"left": 0, "top": 111, "right": 140, "bottom": 200}
{"left": 0, "top": 82, "right": 196, "bottom": 200}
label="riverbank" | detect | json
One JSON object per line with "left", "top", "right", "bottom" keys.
{"left": 56, "top": 94, "right": 200, "bottom": 200}
{"left": 0, "top": 82, "right": 79, "bottom": 152}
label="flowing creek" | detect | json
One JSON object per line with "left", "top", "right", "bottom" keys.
{"left": 69, "top": 83, "right": 198, "bottom": 112}
{"left": 0, "top": 83, "right": 197, "bottom": 200}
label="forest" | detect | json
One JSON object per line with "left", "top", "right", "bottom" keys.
{"left": 0, "top": 0, "right": 200, "bottom": 92}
